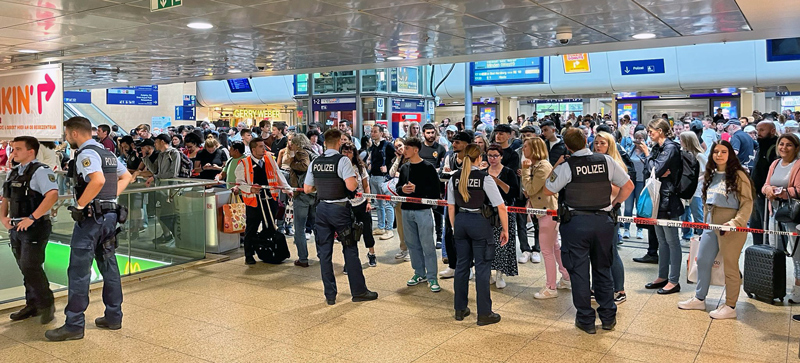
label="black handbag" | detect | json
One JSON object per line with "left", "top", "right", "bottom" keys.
{"left": 774, "top": 198, "right": 800, "bottom": 224}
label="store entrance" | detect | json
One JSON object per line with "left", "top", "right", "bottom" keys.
{"left": 641, "top": 99, "right": 709, "bottom": 124}
{"left": 314, "top": 110, "right": 356, "bottom": 132}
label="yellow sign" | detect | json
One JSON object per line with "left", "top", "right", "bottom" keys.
{"left": 720, "top": 101, "right": 731, "bottom": 108}
{"left": 563, "top": 53, "right": 590, "bottom": 73}
{"left": 232, "top": 109, "right": 282, "bottom": 119}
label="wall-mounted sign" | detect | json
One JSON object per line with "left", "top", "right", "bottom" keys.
{"left": 713, "top": 100, "right": 738, "bottom": 119}
{"left": 620, "top": 59, "right": 665, "bottom": 76}
{"left": 526, "top": 98, "right": 583, "bottom": 104}
{"left": 152, "top": 116, "right": 172, "bottom": 134}
{"left": 232, "top": 109, "right": 283, "bottom": 119}
{"left": 0, "top": 64, "right": 63, "bottom": 140}
{"left": 175, "top": 106, "right": 196, "bottom": 121}
{"left": 376, "top": 97, "right": 385, "bottom": 113}
{"left": 427, "top": 100, "right": 435, "bottom": 115}
{"left": 183, "top": 95, "right": 196, "bottom": 106}
{"left": 294, "top": 74, "right": 308, "bottom": 95}
{"left": 392, "top": 98, "right": 425, "bottom": 112}
{"left": 471, "top": 57, "right": 544, "bottom": 85}
{"left": 397, "top": 67, "right": 419, "bottom": 94}
{"left": 151, "top": 0, "right": 182, "bottom": 12}
{"left": 107, "top": 86, "right": 158, "bottom": 106}
{"left": 563, "top": 53, "right": 590, "bottom": 73}
{"left": 312, "top": 97, "right": 357, "bottom": 112}
{"left": 227, "top": 78, "right": 252, "bottom": 93}
{"left": 64, "top": 90, "right": 91, "bottom": 104}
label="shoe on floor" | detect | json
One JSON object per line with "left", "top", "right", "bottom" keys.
{"left": 557, "top": 278, "right": 572, "bottom": 290}
{"left": 352, "top": 290, "right": 378, "bottom": 302}
{"left": 343, "top": 266, "right": 348, "bottom": 275}
{"left": 590, "top": 290, "right": 596, "bottom": 301}
{"left": 602, "top": 319, "right": 616, "bottom": 331}
{"left": 435, "top": 241, "right": 442, "bottom": 249}
{"left": 534, "top": 287, "right": 558, "bottom": 299}
{"left": 404, "top": 253, "right": 411, "bottom": 262}
{"left": 40, "top": 304, "right": 55, "bottom": 324}
{"left": 495, "top": 272, "right": 506, "bottom": 289}
{"left": 658, "top": 283, "right": 681, "bottom": 295}
{"left": 518, "top": 251, "right": 531, "bottom": 264}
{"left": 789, "top": 286, "right": 800, "bottom": 304}
{"left": 284, "top": 227, "right": 294, "bottom": 236}
{"left": 645, "top": 280, "right": 668, "bottom": 289}
{"left": 439, "top": 267, "right": 455, "bottom": 279}
{"left": 9, "top": 305, "right": 38, "bottom": 321}
{"left": 429, "top": 279, "right": 441, "bottom": 292}
{"left": 395, "top": 250, "right": 408, "bottom": 260}
{"left": 680, "top": 239, "right": 691, "bottom": 248}
{"left": 294, "top": 260, "right": 309, "bottom": 268}
{"left": 455, "top": 307, "right": 470, "bottom": 321}
{"left": 45, "top": 326, "right": 84, "bottom": 341}
{"left": 95, "top": 317, "right": 121, "bottom": 330}
{"left": 636, "top": 229, "right": 644, "bottom": 239}
{"left": 367, "top": 253, "right": 377, "bottom": 267}
{"left": 372, "top": 228, "right": 385, "bottom": 235}
{"left": 623, "top": 230, "right": 631, "bottom": 239}
{"left": 380, "top": 231, "right": 395, "bottom": 240}
{"left": 469, "top": 268, "right": 475, "bottom": 280}
{"left": 678, "top": 297, "right": 706, "bottom": 310}
{"left": 305, "top": 232, "right": 312, "bottom": 240}
{"left": 407, "top": 274, "right": 427, "bottom": 286}
{"left": 245, "top": 256, "right": 257, "bottom": 265}
{"left": 709, "top": 305, "right": 737, "bottom": 319}
{"left": 575, "top": 322, "right": 596, "bottom": 335}
{"left": 633, "top": 254, "right": 659, "bottom": 264}
{"left": 526, "top": 222, "right": 534, "bottom": 231}
{"left": 531, "top": 252, "right": 542, "bottom": 263}
{"left": 477, "top": 313, "right": 501, "bottom": 326}
{"left": 614, "top": 292, "right": 627, "bottom": 304}
{"left": 442, "top": 257, "right": 449, "bottom": 264}
{"left": 489, "top": 273, "right": 496, "bottom": 285}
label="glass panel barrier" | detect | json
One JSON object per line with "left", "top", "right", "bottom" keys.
{"left": 0, "top": 174, "right": 218, "bottom": 304}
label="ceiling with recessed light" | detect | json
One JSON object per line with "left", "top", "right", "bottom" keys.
{"left": 0, "top": 0, "right": 787, "bottom": 89}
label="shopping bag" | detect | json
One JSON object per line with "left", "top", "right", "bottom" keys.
{"left": 222, "top": 192, "right": 246, "bottom": 234}
{"left": 636, "top": 168, "right": 661, "bottom": 219}
{"left": 687, "top": 236, "right": 726, "bottom": 286}
{"left": 382, "top": 177, "right": 399, "bottom": 196}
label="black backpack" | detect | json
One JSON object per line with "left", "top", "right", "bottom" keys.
{"left": 177, "top": 152, "right": 193, "bottom": 178}
{"left": 678, "top": 151, "right": 700, "bottom": 200}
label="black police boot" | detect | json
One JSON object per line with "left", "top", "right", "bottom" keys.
{"left": 245, "top": 256, "right": 256, "bottom": 265}
{"left": 9, "top": 305, "right": 37, "bottom": 321}
{"left": 633, "top": 254, "right": 659, "bottom": 264}
{"left": 575, "top": 322, "right": 597, "bottom": 335}
{"left": 476, "top": 312, "right": 501, "bottom": 326}
{"left": 40, "top": 304, "right": 55, "bottom": 324}
{"left": 45, "top": 325, "right": 84, "bottom": 341}
{"left": 454, "top": 307, "right": 470, "bottom": 321}
{"left": 95, "top": 317, "right": 122, "bottom": 330}
{"left": 602, "top": 319, "right": 617, "bottom": 331}
{"left": 351, "top": 290, "right": 378, "bottom": 302}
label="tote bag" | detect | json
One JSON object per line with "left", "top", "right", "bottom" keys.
{"left": 687, "top": 237, "right": 726, "bottom": 286}
{"left": 221, "top": 192, "right": 246, "bottom": 234}
{"left": 636, "top": 168, "right": 661, "bottom": 219}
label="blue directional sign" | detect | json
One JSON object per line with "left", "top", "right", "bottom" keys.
{"left": 620, "top": 59, "right": 665, "bottom": 76}
{"left": 175, "top": 106, "right": 196, "bottom": 121}
{"left": 312, "top": 97, "right": 357, "bottom": 112}
{"left": 107, "top": 86, "right": 159, "bottom": 106}
{"left": 64, "top": 90, "right": 91, "bottom": 104}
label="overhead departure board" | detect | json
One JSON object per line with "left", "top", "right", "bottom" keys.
{"left": 470, "top": 57, "right": 544, "bottom": 85}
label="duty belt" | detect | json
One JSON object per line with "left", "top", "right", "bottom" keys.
{"left": 571, "top": 210, "right": 612, "bottom": 217}
{"left": 458, "top": 207, "right": 482, "bottom": 213}
{"left": 10, "top": 216, "right": 50, "bottom": 226}
{"left": 92, "top": 200, "right": 119, "bottom": 214}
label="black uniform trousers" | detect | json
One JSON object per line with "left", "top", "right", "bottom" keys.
{"left": 9, "top": 219, "right": 54, "bottom": 310}
{"left": 749, "top": 195, "right": 767, "bottom": 245}
{"left": 560, "top": 214, "right": 617, "bottom": 326}
{"left": 315, "top": 202, "right": 368, "bottom": 300}
{"left": 453, "top": 212, "right": 495, "bottom": 316}
{"left": 243, "top": 197, "right": 278, "bottom": 258}
{"left": 444, "top": 213, "right": 457, "bottom": 269}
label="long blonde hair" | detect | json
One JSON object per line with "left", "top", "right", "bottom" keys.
{"left": 595, "top": 131, "right": 627, "bottom": 172}
{"left": 523, "top": 137, "right": 548, "bottom": 162}
{"left": 458, "top": 144, "right": 483, "bottom": 202}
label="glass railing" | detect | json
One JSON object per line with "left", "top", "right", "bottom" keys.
{"left": 0, "top": 174, "right": 220, "bottom": 304}
{"left": 64, "top": 103, "right": 128, "bottom": 136}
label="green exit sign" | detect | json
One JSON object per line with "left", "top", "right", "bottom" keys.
{"left": 151, "top": 0, "right": 182, "bottom": 12}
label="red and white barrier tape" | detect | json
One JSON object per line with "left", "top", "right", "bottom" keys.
{"left": 226, "top": 183, "right": 798, "bottom": 237}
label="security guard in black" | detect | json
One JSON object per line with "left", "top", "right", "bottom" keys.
{"left": 545, "top": 128, "right": 633, "bottom": 335}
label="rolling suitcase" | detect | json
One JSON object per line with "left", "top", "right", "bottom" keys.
{"left": 254, "top": 190, "right": 290, "bottom": 264}
{"left": 743, "top": 244, "right": 786, "bottom": 303}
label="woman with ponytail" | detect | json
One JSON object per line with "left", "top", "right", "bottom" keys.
{"left": 447, "top": 143, "right": 509, "bottom": 326}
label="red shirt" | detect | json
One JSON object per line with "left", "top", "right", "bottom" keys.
{"left": 100, "top": 137, "right": 116, "bottom": 153}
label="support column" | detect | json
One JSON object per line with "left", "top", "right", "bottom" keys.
{"left": 740, "top": 92, "right": 754, "bottom": 118}
{"left": 465, "top": 65, "right": 473, "bottom": 130}
{"left": 754, "top": 92, "right": 767, "bottom": 114}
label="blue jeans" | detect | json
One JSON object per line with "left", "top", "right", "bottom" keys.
{"left": 623, "top": 181, "right": 644, "bottom": 230}
{"left": 402, "top": 208, "right": 438, "bottom": 281}
{"left": 369, "top": 176, "right": 394, "bottom": 231}
{"left": 681, "top": 197, "right": 703, "bottom": 239}
{"left": 292, "top": 193, "right": 316, "bottom": 263}
{"left": 656, "top": 221, "right": 682, "bottom": 284}
{"left": 611, "top": 224, "right": 625, "bottom": 292}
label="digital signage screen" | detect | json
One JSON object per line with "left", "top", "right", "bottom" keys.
{"left": 470, "top": 57, "right": 544, "bottom": 86}
{"left": 713, "top": 100, "right": 738, "bottom": 119}
{"left": 107, "top": 86, "right": 158, "bottom": 106}
{"left": 227, "top": 78, "right": 252, "bottom": 93}
{"left": 617, "top": 103, "right": 638, "bottom": 123}
{"left": 397, "top": 67, "right": 419, "bottom": 94}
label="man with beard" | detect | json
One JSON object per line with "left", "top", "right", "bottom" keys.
{"left": 750, "top": 121, "right": 778, "bottom": 245}
{"left": 420, "top": 123, "right": 447, "bottom": 249}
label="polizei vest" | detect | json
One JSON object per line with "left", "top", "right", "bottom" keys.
{"left": 2, "top": 162, "right": 46, "bottom": 218}
{"left": 312, "top": 154, "right": 347, "bottom": 200}
{"left": 69, "top": 145, "right": 118, "bottom": 201}
{"left": 564, "top": 153, "right": 612, "bottom": 211}
{"left": 452, "top": 169, "right": 488, "bottom": 209}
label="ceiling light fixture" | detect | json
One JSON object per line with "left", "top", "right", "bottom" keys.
{"left": 18, "top": 49, "right": 39, "bottom": 54}
{"left": 116, "top": 79, "right": 129, "bottom": 83}
{"left": 187, "top": 22, "right": 213, "bottom": 30}
{"left": 738, "top": 87, "right": 748, "bottom": 90}
{"left": 229, "top": 69, "right": 242, "bottom": 73}
{"left": 632, "top": 33, "right": 656, "bottom": 40}
{"left": 387, "top": 56, "right": 404, "bottom": 61}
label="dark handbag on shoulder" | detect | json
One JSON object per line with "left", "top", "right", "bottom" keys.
{"left": 774, "top": 197, "right": 800, "bottom": 224}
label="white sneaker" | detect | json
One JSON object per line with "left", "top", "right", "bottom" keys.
{"left": 404, "top": 253, "right": 411, "bottom": 262}
{"left": 531, "top": 252, "right": 542, "bottom": 263}
{"left": 709, "top": 305, "right": 737, "bottom": 319}
{"left": 380, "top": 231, "right": 395, "bottom": 240}
{"left": 394, "top": 250, "right": 408, "bottom": 259}
{"left": 557, "top": 278, "right": 572, "bottom": 290}
{"left": 518, "top": 251, "right": 531, "bottom": 264}
{"left": 496, "top": 272, "right": 506, "bottom": 289}
{"left": 372, "top": 228, "right": 385, "bottom": 235}
{"left": 489, "top": 272, "right": 496, "bottom": 285}
{"left": 789, "top": 285, "right": 800, "bottom": 304}
{"left": 469, "top": 268, "right": 475, "bottom": 280}
{"left": 305, "top": 232, "right": 312, "bottom": 240}
{"left": 678, "top": 297, "right": 706, "bottom": 310}
{"left": 439, "top": 267, "right": 455, "bottom": 279}
{"left": 526, "top": 222, "right": 534, "bottom": 231}
{"left": 534, "top": 287, "right": 558, "bottom": 299}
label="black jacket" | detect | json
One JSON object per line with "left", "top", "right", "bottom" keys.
{"left": 753, "top": 136, "right": 778, "bottom": 197}
{"left": 546, "top": 136, "right": 569, "bottom": 167}
{"left": 645, "top": 139, "right": 684, "bottom": 219}
{"left": 620, "top": 148, "right": 636, "bottom": 183}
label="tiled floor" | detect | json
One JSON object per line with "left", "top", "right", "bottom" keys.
{"left": 2, "top": 233, "right": 800, "bottom": 362}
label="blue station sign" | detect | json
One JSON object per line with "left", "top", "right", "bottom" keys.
{"left": 620, "top": 59, "right": 665, "bottom": 76}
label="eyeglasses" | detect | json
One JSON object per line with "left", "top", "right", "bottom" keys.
{"left": 487, "top": 154, "right": 501, "bottom": 159}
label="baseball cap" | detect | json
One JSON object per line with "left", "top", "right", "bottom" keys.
{"left": 689, "top": 120, "right": 703, "bottom": 132}
{"left": 453, "top": 131, "right": 472, "bottom": 143}
{"left": 139, "top": 138, "right": 155, "bottom": 147}
{"left": 494, "top": 124, "right": 512, "bottom": 133}
{"left": 786, "top": 120, "right": 800, "bottom": 128}
{"left": 743, "top": 125, "right": 756, "bottom": 133}
{"left": 723, "top": 119, "right": 741, "bottom": 129}
{"left": 445, "top": 125, "right": 458, "bottom": 133}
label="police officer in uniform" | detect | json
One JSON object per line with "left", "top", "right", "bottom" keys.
{"left": 1, "top": 136, "right": 59, "bottom": 324}
{"left": 46, "top": 117, "right": 133, "bottom": 341}
{"left": 304, "top": 129, "right": 378, "bottom": 305}
{"left": 448, "top": 144, "right": 508, "bottom": 326}
{"left": 544, "top": 128, "right": 633, "bottom": 334}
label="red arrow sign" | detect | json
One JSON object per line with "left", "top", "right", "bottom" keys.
{"left": 36, "top": 73, "right": 55, "bottom": 114}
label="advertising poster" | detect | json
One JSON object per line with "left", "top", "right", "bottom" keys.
{"left": 713, "top": 100, "right": 738, "bottom": 119}
{"left": 480, "top": 106, "right": 496, "bottom": 123}
{"left": 563, "top": 53, "right": 590, "bottom": 73}
{"left": 397, "top": 67, "right": 419, "bottom": 94}
{"left": 0, "top": 64, "right": 63, "bottom": 140}
{"left": 617, "top": 103, "right": 638, "bottom": 123}
{"left": 152, "top": 116, "right": 172, "bottom": 134}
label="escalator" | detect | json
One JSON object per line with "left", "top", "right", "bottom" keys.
{"left": 64, "top": 103, "right": 128, "bottom": 136}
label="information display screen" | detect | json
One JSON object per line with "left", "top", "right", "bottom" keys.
{"left": 617, "top": 103, "right": 638, "bottom": 123}
{"left": 480, "top": 106, "right": 496, "bottom": 124}
{"left": 397, "top": 67, "right": 419, "bottom": 94}
{"left": 470, "top": 57, "right": 544, "bottom": 85}
{"left": 107, "top": 86, "right": 158, "bottom": 106}
{"left": 227, "top": 78, "right": 252, "bottom": 93}
{"left": 713, "top": 100, "right": 738, "bottom": 119}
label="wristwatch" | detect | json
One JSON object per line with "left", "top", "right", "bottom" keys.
{"left": 28, "top": 214, "right": 36, "bottom": 220}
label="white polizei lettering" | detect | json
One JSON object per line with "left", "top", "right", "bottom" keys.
{"left": 104, "top": 157, "right": 116, "bottom": 165}
{"left": 575, "top": 163, "right": 606, "bottom": 175}
{"left": 313, "top": 163, "right": 334, "bottom": 172}
{"left": 467, "top": 178, "right": 481, "bottom": 188}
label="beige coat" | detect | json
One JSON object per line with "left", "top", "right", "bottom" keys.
{"left": 522, "top": 159, "right": 558, "bottom": 211}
